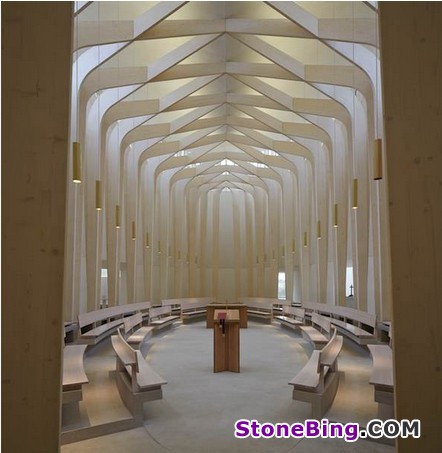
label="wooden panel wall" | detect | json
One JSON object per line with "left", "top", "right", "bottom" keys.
{"left": 379, "top": 3, "right": 442, "bottom": 451}
{"left": 2, "top": 3, "right": 72, "bottom": 452}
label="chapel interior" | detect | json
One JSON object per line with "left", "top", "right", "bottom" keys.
{"left": 2, "top": 2, "right": 441, "bottom": 453}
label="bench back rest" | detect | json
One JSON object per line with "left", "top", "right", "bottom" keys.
{"left": 283, "top": 306, "right": 305, "bottom": 320}
{"left": 318, "top": 329, "right": 343, "bottom": 370}
{"left": 162, "top": 297, "right": 214, "bottom": 308}
{"left": 239, "top": 297, "right": 279, "bottom": 306}
{"left": 182, "top": 301, "right": 208, "bottom": 311}
{"left": 150, "top": 306, "right": 171, "bottom": 319}
{"left": 124, "top": 312, "right": 143, "bottom": 335}
{"left": 111, "top": 329, "right": 138, "bottom": 371}
{"left": 241, "top": 299, "right": 274, "bottom": 310}
{"left": 312, "top": 313, "right": 331, "bottom": 334}
{"left": 79, "top": 302, "right": 151, "bottom": 329}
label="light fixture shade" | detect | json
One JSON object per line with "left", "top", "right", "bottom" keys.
{"left": 352, "top": 178, "right": 358, "bottom": 210}
{"left": 72, "top": 142, "right": 82, "bottom": 183}
{"left": 145, "top": 232, "right": 150, "bottom": 248}
{"left": 374, "top": 139, "right": 383, "bottom": 180}
{"left": 95, "top": 180, "right": 102, "bottom": 210}
{"left": 282, "top": 246, "right": 285, "bottom": 257}
{"left": 131, "top": 221, "right": 136, "bottom": 240}
{"left": 272, "top": 250, "right": 275, "bottom": 260}
{"left": 303, "top": 231, "right": 308, "bottom": 247}
{"left": 115, "top": 205, "right": 120, "bottom": 228}
{"left": 168, "top": 246, "right": 172, "bottom": 257}
{"left": 317, "top": 220, "right": 321, "bottom": 239}
{"left": 158, "top": 241, "right": 161, "bottom": 254}
{"left": 194, "top": 255, "right": 198, "bottom": 265}
{"left": 256, "top": 255, "right": 259, "bottom": 264}
{"left": 178, "top": 250, "right": 181, "bottom": 260}
{"left": 333, "top": 203, "right": 338, "bottom": 228}
{"left": 292, "top": 239, "right": 296, "bottom": 253}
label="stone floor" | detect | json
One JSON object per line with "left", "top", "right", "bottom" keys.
{"left": 61, "top": 321, "right": 395, "bottom": 453}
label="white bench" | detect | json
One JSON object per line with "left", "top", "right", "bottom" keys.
{"left": 62, "top": 344, "right": 88, "bottom": 404}
{"left": 181, "top": 300, "right": 210, "bottom": 323}
{"left": 161, "top": 298, "right": 183, "bottom": 315}
{"left": 300, "top": 313, "right": 331, "bottom": 349}
{"left": 289, "top": 329, "right": 344, "bottom": 419}
{"left": 367, "top": 344, "right": 393, "bottom": 408}
{"left": 77, "top": 302, "right": 151, "bottom": 345}
{"left": 275, "top": 306, "right": 305, "bottom": 330}
{"left": 271, "top": 299, "right": 292, "bottom": 315}
{"left": 302, "top": 302, "right": 378, "bottom": 345}
{"left": 149, "top": 306, "right": 180, "bottom": 331}
{"left": 123, "top": 312, "right": 154, "bottom": 348}
{"left": 111, "top": 330, "right": 167, "bottom": 424}
{"left": 239, "top": 298, "right": 273, "bottom": 323}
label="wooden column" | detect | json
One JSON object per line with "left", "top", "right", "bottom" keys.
{"left": 379, "top": 3, "right": 442, "bottom": 451}
{"left": 2, "top": 3, "right": 72, "bottom": 452}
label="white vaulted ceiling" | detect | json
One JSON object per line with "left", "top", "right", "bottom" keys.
{"left": 67, "top": 2, "right": 388, "bottom": 316}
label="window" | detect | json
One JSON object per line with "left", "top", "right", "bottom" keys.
{"left": 261, "top": 149, "right": 278, "bottom": 156}
{"left": 216, "top": 158, "right": 237, "bottom": 166}
{"left": 278, "top": 272, "right": 286, "bottom": 300}
{"left": 249, "top": 162, "right": 268, "bottom": 168}
{"left": 346, "top": 266, "right": 354, "bottom": 297}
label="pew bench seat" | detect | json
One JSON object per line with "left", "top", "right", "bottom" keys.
{"left": 368, "top": 344, "right": 394, "bottom": 406}
{"left": 300, "top": 313, "right": 332, "bottom": 349}
{"left": 331, "top": 319, "right": 375, "bottom": 344}
{"left": 62, "top": 344, "right": 88, "bottom": 404}
{"left": 111, "top": 330, "right": 167, "bottom": 424}
{"left": 123, "top": 312, "right": 154, "bottom": 347}
{"left": 80, "top": 319, "right": 123, "bottom": 344}
{"left": 276, "top": 307, "right": 305, "bottom": 331}
{"left": 181, "top": 301, "right": 208, "bottom": 323}
{"left": 149, "top": 307, "right": 180, "bottom": 331}
{"left": 289, "top": 330, "right": 343, "bottom": 419}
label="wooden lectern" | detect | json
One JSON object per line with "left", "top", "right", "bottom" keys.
{"left": 213, "top": 310, "right": 240, "bottom": 373}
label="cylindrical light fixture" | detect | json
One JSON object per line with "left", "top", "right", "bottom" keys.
{"left": 115, "top": 205, "right": 121, "bottom": 229}
{"left": 333, "top": 203, "right": 338, "bottom": 228}
{"left": 292, "top": 239, "right": 296, "bottom": 253}
{"left": 352, "top": 178, "right": 358, "bottom": 210}
{"left": 131, "top": 221, "right": 136, "bottom": 240}
{"left": 95, "top": 180, "right": 102, "bottom": 211}
{"left": 272, "top": 250, "right": 275, "bottom": 260}
{"left": 158, "top": 241, "right": 161, "bottom": 254}
{"left": 374, "top": 139, "right": 383, "bottom": 180}
{"left": 282, "top": 246, "right": 285, "bottom": 257}
{"left": 168, "top": 246, "right": 172, "bottom": 257}
{"left": 194, "top": 255, "right": 198, "bottom": 265}
{"left": 317, "top": 220, "right": 321, "bottom": 239}
{"left": 303, "top": 231, "right": 308, "bottom": 247}
{"left": 145, "top": 232, "right": 150, "bottom": 248}
{"left": 256, "top": 255, "right": 259, "bottom": 264}
{"left": 72, "top": 142, "right": 82, "bottom": 183}
{"left": 178, "top": 250, "right": 181, "bottom": 260}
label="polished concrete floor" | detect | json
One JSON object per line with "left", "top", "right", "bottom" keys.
{"left": 62, "top": 320, "right": 395, "bottom": 453}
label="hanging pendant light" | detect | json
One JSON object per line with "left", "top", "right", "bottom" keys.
{"left": 292, "top": 239, "right": 296, "bottom": 253}
{"left": 333, "top": 203, "right": 338, "bottom": 228}
{"left": 95, "top": 180, "right": 102, "bottom": 210}
{"left": 317, "top": 220, "right": 321, "bottom": 239}
{"left": 145, "top": 232, "right": 150, "bottom": 248}
{"left": 131, "top": 221, "right": 136, "bottom": 240}
{"left": 72, "top": 142, "right": 82, "bottom": 183}
{"left": 352, "top": 178, "right": 358, "bottom": 210}
{"left": 303, "top": 232, "right": 308, "bottom": 247}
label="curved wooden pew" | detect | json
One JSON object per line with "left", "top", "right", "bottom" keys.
{"left": 289, "top": 329, "right": 344, "bottom": 419}
{"left": 62, "top": 344, "right": 88, "bottom": 404}
{"left": 111, "top": 330, "right": 167, "bottom": 425}
{"left": 123, "top": 312, "right": 154, "bottom": 348}
{"left": 238, "top": 297, "right": 274, "bottom": 323}
{"left": 77, "top": 302, "right": 151, "bottom": 345}
{"left": 300, "top": 313, "right": 331, "bottom": 349}
{"left": 149, "top": 306, "right": 180, "bottom": 331}
{"left": 275, "top": 306, "right": 305, "bottom": 330}
{"left": 302, "top": 302, "right": 378, "bottom": 345}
